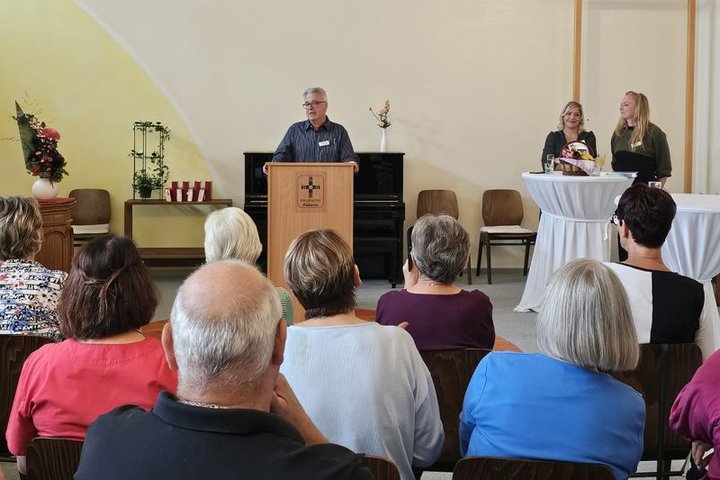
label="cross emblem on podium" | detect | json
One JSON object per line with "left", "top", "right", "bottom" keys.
{"left": 301, "top": 177, "right": 321, "bottom": 198}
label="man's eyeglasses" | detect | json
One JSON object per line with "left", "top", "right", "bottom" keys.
{"left": 302, "top": 101, "right": 327, "bottom": 109}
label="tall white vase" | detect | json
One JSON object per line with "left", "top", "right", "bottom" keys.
{"left": 31, "top": 178, "right": 59, "bottom": 199}
{"left": 380, "top": 128, "right": 388, "bottom": 152}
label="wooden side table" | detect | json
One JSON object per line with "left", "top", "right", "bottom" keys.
{"left": 37, "top": 198, "right": 76, "bottom": 272}
{"left": 124, "top": 199, "right": 232, "bottom": 265}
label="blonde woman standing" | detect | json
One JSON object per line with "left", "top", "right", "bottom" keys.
{"left": 611, "top": 91, "right": 671, "bottom": 185}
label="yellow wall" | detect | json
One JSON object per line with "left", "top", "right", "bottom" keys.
{"left": 0, "top": 0, "right": 211, "bottom": 247}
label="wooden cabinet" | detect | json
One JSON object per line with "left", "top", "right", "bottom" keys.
{"left": 36, "top": 198, "right": 75, "bottom": 272}
{"left": 123, "top": 199, "right": 232, "bottom": 266}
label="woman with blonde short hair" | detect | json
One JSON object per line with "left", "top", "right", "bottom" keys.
{"left": 204, "top": 207, "right": 293, "bottom": 324}
{"left": 376, "top": 214, "right": 495, "bottom": 351}
{"left": 612, "top": 91, "right": 671, "bottom": 186}
{"left": 461, "top": 259, "right": 644, "bottom": 480}
{"left": 281, "top": 229, "right": 444, "bottom": 480}
{"left": 541, "top": 100, "right": 597, "bottom": 170}
{"left": 0, "top": 196, "right": 66, "bottom": 340}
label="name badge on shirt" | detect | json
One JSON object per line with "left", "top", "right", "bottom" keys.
{"left": 631, "top": 141, "right": 643, "bottom": 148}
{"left": 318, "top": 140, "right": 330, "bottom": 147}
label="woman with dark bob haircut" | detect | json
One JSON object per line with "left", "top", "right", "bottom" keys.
{"left": 376, "top": 214, "right": 495, "bottom": 351}
{"left": 6, "top": 235, "right": 177, "bottom": 475}
{"left": 606, "top": 183, "right": 717, "bottom": 359}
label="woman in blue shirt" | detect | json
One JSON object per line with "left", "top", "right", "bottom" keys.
{"left": 460, "top": 259, "right": 645, "bottom": 480}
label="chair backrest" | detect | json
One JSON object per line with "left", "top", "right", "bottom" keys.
{"left": 68, "top": 189, "right": 111, "bottom": 226}
{"left": 420, "top": 349, "right": 491, "bottom": 469}
{"left": 139, "top": 319, "right": 169, "bottom": 340}
{"left": 482, "top": 189, "right": 524, "bottom": 226}
{"left": 0, "top": 334, "right": 55, "bottom": 456}
{"left": 610, "top": 343, "right": 702, "bottom": 459}
{"left": 417, "top": 190, "right": 459, "bottom": 219}
{"left": 25, "top": 437, "right": 84, "bottom": 480}
{"left": 362, "top": 454, "right": 402, "bottom": 480}
{"left": 453, "top": 456, "right": 615, "bottom": 480}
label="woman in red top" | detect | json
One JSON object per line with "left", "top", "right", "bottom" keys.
{"left": 6, "top": 235, "right": 177, "bottom": 475}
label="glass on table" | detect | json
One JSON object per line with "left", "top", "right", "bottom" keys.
{"left": 544, "top": 154, "right": 555, "bottom": 174}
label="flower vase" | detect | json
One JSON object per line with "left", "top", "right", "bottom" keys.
{"left": 31, "top": 178, "right": 59, "bottom": 199}
{"left": 380, "top": 128, "right": 388, "bottom": 153}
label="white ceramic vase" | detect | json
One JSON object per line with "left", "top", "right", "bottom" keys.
{"left": 31, "top": 178, "right": 59, "bottom": 199}
{"left": 380, "top": 128, "right": 388, "bottom": 152}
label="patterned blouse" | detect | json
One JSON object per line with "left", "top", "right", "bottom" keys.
{"left": 0, "top": 259, "right": 67, "bottom": 341}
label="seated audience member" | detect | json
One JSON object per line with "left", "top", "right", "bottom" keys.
{"left": 606, "top": 183, "right": 718, "bottom": 359}
{"left": 281, "top": 229, "right": 444, "bottom": 480}
{"left": 460, "top": 259, "right": 644, "bottom": 480}
{"left": 0, "top": 196, "right": 66, "bottom": 340}
{"left": 75, "top": 260, "right": 372, "bottom": 480}
{"left": 376, "top": 214, "right": 494, "bottom": 350}
{"left": 670, "top": 348, "right": 720, "bottom": 480}
{"left": 6, "top": 235, "right": 176, "bottom": 475}
{"left": 204, "top": 207, "right": 294, "bottom": 324}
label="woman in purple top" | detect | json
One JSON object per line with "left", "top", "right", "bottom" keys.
{"left": 670, "top": 349, "right": 720, "bottom": 479}
{"left": 376, "top": 214, "right": 495, "bottom": 351}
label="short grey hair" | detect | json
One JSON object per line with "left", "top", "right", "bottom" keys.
{"left": 537, "top": 259, "right": 639, "bottom": 371}
{"left": 170, "top": 260, "right": 282, "bottom": 389}
{"left": 204, "top": 207, "right": 262, "bottom": 264}
{"left": 411, "top": 214, "right": 469, "bottom": 284}
{"left": 303, "top": 87, "right": 327, "bottom": 100}
{"left": 0, "top": 196, "right": 43, "bottom": 260}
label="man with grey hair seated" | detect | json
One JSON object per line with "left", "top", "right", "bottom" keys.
{"left": 75, "top": 261, "right": 372, "bottom": 480}
{"left": 270, "top": 87, "right": 359, "bottom": 172}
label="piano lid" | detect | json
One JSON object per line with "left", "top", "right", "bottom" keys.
{"left": 244, "top": 152, "right": 404, "bottom": 202}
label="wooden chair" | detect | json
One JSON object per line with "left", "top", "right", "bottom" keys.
{"left": 362, "top": 454, "right": 402, "bottom": 480}
{"left": 476, "top": 189, "right": 536, "bottom": 284}
{"left": 452, "top": 456, "right": 615, "bottom": 480}
{"left": 420, "top": 348, "right": 491, "bottom": 472}
{"left": 68, "top": 189, "right": 111, "bottom": 247}
{"left": 139, "top": 319, "right": 169, "bottom": 340}
{"left": 0, "top": 334, "right": 55, "bottom": 457}
{"left": 408, "top": 190, "right": 473, "bottom": 285}
{"left": 610, "top": 343, "right": 702, "bottom": 480}
{"left": 25, "top": 437, "right": 84, "bottom": 480}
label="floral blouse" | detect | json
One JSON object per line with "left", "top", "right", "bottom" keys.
{"left": 0, "top": 259, "right": 66, "bottom": 341}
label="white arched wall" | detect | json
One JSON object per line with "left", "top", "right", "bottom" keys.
{"left": 2, "top": 0, "right": 699, "bottom": 266}
{"left": 75, "top": 0, "right": 578, "bottom": 267}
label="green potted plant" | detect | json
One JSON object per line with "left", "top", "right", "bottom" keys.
{"left": 133, "top": 167, "right": 166, "bottom": 199}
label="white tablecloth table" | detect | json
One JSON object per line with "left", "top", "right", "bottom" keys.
{"left": 515, "top": 173, "right": 633, "bottom": 312}
{"left": 662, "top": 193, "right": 720, "bottom": 333}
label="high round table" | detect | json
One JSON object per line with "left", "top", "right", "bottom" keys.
{"left": 515, "top": 172, "right": 634, "bottom": 312}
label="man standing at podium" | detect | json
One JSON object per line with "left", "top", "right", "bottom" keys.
{"left": 270, "top": 87, "right": 359, "bottom": 172}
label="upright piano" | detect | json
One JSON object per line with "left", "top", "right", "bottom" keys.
{"left": 243, "top": 152, "right": 405, "bottom": 286}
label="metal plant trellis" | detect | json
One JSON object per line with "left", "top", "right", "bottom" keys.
{"left": 131, "top": 121, "right": 170, "bottom": 199}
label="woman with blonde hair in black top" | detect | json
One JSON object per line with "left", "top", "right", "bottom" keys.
{"left": 611, "top": 91, "right": 671, "bottom": 185}
{"left": 541, "top": 101, "right": 596, "bottom": 169}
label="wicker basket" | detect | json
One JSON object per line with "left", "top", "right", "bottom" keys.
{"left": 558, "top": 159, "right": 588, "bottom": 176}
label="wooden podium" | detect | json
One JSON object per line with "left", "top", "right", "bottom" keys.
{"left": 267, "top": 163, "right": 354, "bottom": 320}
